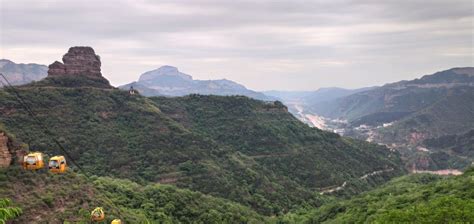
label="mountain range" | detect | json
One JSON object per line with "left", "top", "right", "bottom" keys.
{"left": 271, "top": 67, "right": 474, "bottom": 171}
{"left": 264, "top": 87, "right": 375, "bottom": 128}
{"left": 0, "top": 59, "right": 272, "bottom": 101}
{"left": 0, "top": 59, "right": 47, "bottom": 86}
{"left": 119, "top": 66, "right": 271, "bottom": 100}
{"left": 309, "top": 67, "right": 473, "bottom": 123}
{"left": 264, "top": 87, "right": 375, "bottom": 105}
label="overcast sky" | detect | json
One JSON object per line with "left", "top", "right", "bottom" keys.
{"left": 0, "top": 0, "right": 472, "bottom": 91}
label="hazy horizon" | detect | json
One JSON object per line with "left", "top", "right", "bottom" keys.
{"left": 1, "top": 0, "right": 472, "bottom": 91}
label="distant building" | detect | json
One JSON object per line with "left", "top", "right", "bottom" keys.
{"left": 129, "top": 86, "right": 138, "bottom": 95}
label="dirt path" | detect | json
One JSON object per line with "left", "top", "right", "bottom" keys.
{"left": 359, "top": 168, "right": 394, "bottom": 180}
{"left": 319, "top": 181, "right": 347, "bottom": 194}
{"left": 319, "top": 168, "right": 395, "bottom": 195}
{"left": 249, "top": 153, "right": 292, "bottom": 159}
{"left": 412, "top": 169, "right": 463, "bottom": 176}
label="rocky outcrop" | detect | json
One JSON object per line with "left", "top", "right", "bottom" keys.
{"left": 48, "top": 46, "right": 102, "bottom": 78}
{"left": 0, "top": 132, "right": 27, "bottom": 168}
{"left": 47, "top": 61, "right": 66, "bottom": 76}
{"left": 0, "top": 132, "right": 12, "bottom": 167}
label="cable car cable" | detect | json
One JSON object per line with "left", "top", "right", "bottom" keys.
{"left": 0, "top": 73, "right": 85, "bottom": 174}
{"left": 0, "top": 79, "right": 36, "bottom": 145}
{"left": 1, "top": 73, "right": 125, "bottom": 221}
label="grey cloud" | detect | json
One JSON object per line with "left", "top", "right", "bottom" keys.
{"left": 0, "top": 0, "right": 472, "bottom": 90}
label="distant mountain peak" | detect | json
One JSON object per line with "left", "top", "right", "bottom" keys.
{"left": 138, "top": 65, "right": 193, "bottom": 82}
{"left": 0, "top": 59, "right": 13, "bottom": 63}
{"left": 120, "top": 66, "right": 271, "bottom": 100}
{"left": 450, "top": 67, "right": 474, "bottom": 77}
{"left": 0, "top": 59, "right": 47, "bottom": 86}
{"left": 0, "top": 59, "right": 12, "bottom": 68}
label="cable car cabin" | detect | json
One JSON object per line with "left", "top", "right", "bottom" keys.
{"left": 111, "top": 219, "right": 122, "bottom": 224}
{"left": 49, "top": 156, "right": 67, "bottom": 173}
{"left": 22, "top": 152, "right": 45, "bottom": 170}
{"left": 91, "top": 207, "right": 105, "bottom": 222}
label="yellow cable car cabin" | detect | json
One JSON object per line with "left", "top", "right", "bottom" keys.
{"left": 91, "top": 207, "right": 105, "bottom": 222}
{"left": 111, "top": 219, "right": 122, "bottom": 224}
{"left": 22, "top": 152, "right": 45, "bottom": 170}
{"left": 48, "top": 156, "right": 67, "bottom": 173}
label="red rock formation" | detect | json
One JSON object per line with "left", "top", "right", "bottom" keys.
{"left": 48, "top": 46, "right": 103, "bottom": 78}
{"left": 47, "top": 61, "right": 66, "bottom": 76}
{"left": 0, "top": 132, "right": 12, "bottom": 167}
{"left": 408, "top": 131, "right": 427, "bottom": 145}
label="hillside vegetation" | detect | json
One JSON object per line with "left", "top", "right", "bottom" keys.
{"left": 280, "top": 167, "right": 474, "bottom": 223}
{"left": 0, "top": 198, "right": 22, "bottom": 223}
{"left": 416, "top": 130, "right": 474, "bottom": 169}
{"left": 153, "top": 95, "right": 404, "bottom": 191}
{"left": 0, "top": 76, "right": 403, "bottom": 214}
{"left": 0, "top": 167, "right": 268, "bottom": 223}
{"left": 378, "top": 86, "right": 474, "bottom": 143}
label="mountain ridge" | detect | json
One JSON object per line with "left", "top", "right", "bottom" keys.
{"left": 0, "top": 59, "right": 47, "bottom": 86}
{"left": 120, "top": 65, "right": 271, "bottom": 100}
{"left": 302, "top": 67, "right": 474, "bottom": 171}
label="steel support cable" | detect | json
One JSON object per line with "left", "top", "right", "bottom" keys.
{"left": 0, "top": 73, "right": 85, "bottom": 174}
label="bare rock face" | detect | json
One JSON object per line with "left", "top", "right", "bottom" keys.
{"left": 0, "top": 132, "right": 12, "bottom": 168}
{"left": 47, "top": 61, "right": 66, "bottom": 76}
{"left": 48, "top": 46, "right": 102, "bottom": 77}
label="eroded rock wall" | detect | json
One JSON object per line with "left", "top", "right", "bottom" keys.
{"left": 0, "top": 132, "right": 12, "bottom": 167}
{"left": 48, "top": 46, "right": 102, "bottom": 77}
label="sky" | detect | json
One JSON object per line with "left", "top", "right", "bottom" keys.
{"left": 0, "top": 0, "right": 473, "bottom": 91}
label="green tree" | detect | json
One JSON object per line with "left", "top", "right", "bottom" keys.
{"left": 0, "top": 198, "right": 22, "bottom": 223}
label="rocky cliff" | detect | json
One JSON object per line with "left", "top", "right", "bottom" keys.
{"left": 31, "top": 46, "right": 113, "bottom": 88}
{"left": 0, "top": 131, "right": 27, "bottom": 168}
{"left": 48, "top": 46, "right": 102, "bottom": 77}
{"left": 0, "top": 132, "right": 12, "bottom": 167}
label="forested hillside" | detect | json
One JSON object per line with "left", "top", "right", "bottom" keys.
{"left": 0, "top": 75, "right": 403, "bottom": 215}
{"left": 0, "top": 168, "right": 268, "bottom": 223}
{"left": 153, "top": 95, "right": 404, "bottom": 191}
{"left": 378, "top": 85, "right": 474, "bottom": 144}
{"left": 415, "top": 130, "right": 474, "bottom": 170}
{"left": 280, "top": 167, "right": 474, "bottom": 223}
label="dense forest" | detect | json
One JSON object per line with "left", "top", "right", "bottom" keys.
{"left": 153, "top": 95, "right": 404, "bottom": 191}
